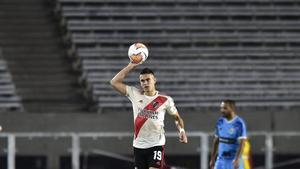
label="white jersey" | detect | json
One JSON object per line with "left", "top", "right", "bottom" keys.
{"left": 126, "top": 85, "right": 178, "bottom": 149}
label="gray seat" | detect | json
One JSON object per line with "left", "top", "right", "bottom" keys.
{"left": 56, "top": 0, "right": 300, "bottom": 109}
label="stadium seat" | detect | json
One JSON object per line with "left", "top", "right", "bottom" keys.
{"left": 55, "top": 0, "right": 300, "bottom": 110}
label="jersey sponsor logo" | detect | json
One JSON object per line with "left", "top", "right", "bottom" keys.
{"left": 229, "top": 127, "right": 235, "bottom": 134}
{"left": 134, "top": 96, "right": 167, "bottom": 139}
{"left": 137, "top": 108, "right": 159, "bottom": 120}
{"left": 221, "top": 150, "right": 236, "bottom": 157}
{"left": 219, "top": 136, "right": 237, "bottom": 144}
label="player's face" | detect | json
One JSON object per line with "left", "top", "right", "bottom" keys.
{"left": 220, "top": 102, "right": 233, "bottom": 117}
{"left": 139, "top": 74, "right": 156, "bottom": 92}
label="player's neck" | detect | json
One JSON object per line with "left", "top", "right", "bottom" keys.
{"left": 225, "top": 113, "right": 236, "bottom": 121}
{"left": 144, "top": 90, "right": 157, "bottom": 96}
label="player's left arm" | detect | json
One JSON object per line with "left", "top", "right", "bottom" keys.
{"left": 233, "top": 119, "right": 248, "bottom": 169}
{"left": 166, "top": 97, "right": 187, "bottom": 143}
{"left": 171, "top": 112, "right": 188, "bottom": 143}
{"left": 233, "top": 138, "right": 246, "bottom": 169}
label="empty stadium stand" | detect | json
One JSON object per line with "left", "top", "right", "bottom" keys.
{"left": 0, "top": 0, "right": 87, "bottom": 113}
{"left": 0, "top": 48, "right": 23, "bottom": 112}
{"left": 55, "top": 0, "right": 300, "bottom": 111}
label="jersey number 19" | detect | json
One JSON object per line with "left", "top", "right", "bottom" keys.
{"left": 153, "top": 151, "right": 162, "bottom": 160}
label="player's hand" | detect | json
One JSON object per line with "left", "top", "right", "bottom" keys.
{"left": 128, "top": 62, "right": 140, "bottom": 67}
{"left": 209, "top": 160, "right": 215, "bottom": 169}
{"left": 232, "top": 159, "right": 239, "bottom": 169}
{"left": 127, "top": 62, "right": 140, "bottom": 71}
{"left": 179, "top": 129, "right": 188, "bottom": 143}
{"left": 129, "top": 55, "right": 143, "bottom": 65}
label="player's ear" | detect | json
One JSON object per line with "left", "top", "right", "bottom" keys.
{"left": 153, "top": 75, "right": 157, "bottom": 83}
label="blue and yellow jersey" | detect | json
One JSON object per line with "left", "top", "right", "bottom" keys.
{"left": 214, "top": 116, "right": 247, "bottom": 160}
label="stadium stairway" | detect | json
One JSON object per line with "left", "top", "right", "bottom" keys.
{"left": 0, "top": 0, "right": 88, "bottom": 113}
{"left": 0, "top": 49, "right": 23, "bottom": 112}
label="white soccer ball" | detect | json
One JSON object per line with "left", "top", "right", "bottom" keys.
{"left": 128, "top": 43, "right": 149, "bottom": 64}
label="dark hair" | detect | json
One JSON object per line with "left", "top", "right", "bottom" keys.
{"left": 223, "top": 100, "right": 236, "bottom": 109}
{"left": 140, "top": 68, "right": 155, "bottom": 75}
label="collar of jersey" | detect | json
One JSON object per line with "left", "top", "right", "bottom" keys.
{"left": 224, "top": 116, "right": 238, "bottom": 123}
{"left": 143, "top": 91, "right": 159, "bottom": 99}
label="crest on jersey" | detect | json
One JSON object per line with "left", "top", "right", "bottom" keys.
{"left": 229, "top": 128, "right": 235, "bottom": 134}
{"left": 152, "top": 101, "right": 159, "bottom": 109}
{"left": 139, "top": 100, "right": 143, "bottom": 103}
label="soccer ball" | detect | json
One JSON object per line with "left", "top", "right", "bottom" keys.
{"left": 128, "top": 43, "right": 149, "bottom": 64}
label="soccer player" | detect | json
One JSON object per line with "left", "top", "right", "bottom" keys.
{"left": 110, "top": 62, "right": 188, "bottom": 169}
{"left": 210, "top": 100, "right": 247, "bottom": 169}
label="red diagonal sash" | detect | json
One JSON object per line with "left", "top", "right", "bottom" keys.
{"left": 134, "top": 96, "right": 167, "bottom": 139}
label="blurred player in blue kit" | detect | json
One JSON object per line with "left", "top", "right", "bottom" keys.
{"left": 210, "top": 100, "right": 247, "bottom": 169}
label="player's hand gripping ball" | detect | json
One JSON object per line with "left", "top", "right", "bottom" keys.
{"left": 128, "top": 43, "right": 148, "bottom": 64}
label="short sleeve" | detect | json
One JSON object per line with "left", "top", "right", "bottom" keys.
{"left": 126, "top": 85, "right": 138, "bottom": 100}
{"left": 214, "top": 123, "right": 219, "bottom": 138}
{"left": 166, "top": 97, "right": 178, "bottom": 115}
{"left": 238, "top": 119, "right": 247, "bottom": 139}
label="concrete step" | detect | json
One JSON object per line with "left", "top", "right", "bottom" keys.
{"left": 20, "top": 92, "right": 79, "bottom": 99}
{"left": 18, "top": 86, "right": 80, "bottom": 93}
{"left": 0, "top": 43, "right": 63, "bottom": 49}
{"left": 0, "top": 0, "right": 47, "bottom": 3}
{"left": 0, "top": 13, "right": 51, "bottom": 19}
{"left": 0, "top": 44, "right": 62, "bottom": 49}
{"left": 8, "top": 59, "right": 69, "bottom": 65}
{"left": 0, "top": 0, "right": 88, "bottom": 113}
{"left": 0, "top": 25, "right": 54, "bottom": 32}
{"left": 1, "top": 34, "right": 60, "bottom": 39}
{"left": 19, "top": 90, "right": 81, "bottom": 99}
{"left": 0, "top": 14, "right": 51, "bottom": 20}
{"left": 24, "top": 102, "right": 87, "bottom": 113}
{"left": 22, "top": 93, "right": 81, "bottom": 101}
{"left": 10, "top": 67, "right": 72, "bottom": 74}
{"left": 0, "top": 17, "right": 52, "bottom": 24}
{"left": 0, "top": 40, "right": 62, "bottom": 46}
{"left": 0, "top": 19, "right": 52, "bottom": 26}
{"left": 12, "top": 79, "right": 77, "bottom": 87}
{"left": 0, "top": 4, "right": 46, "bottom": 9}
{"left": 3, "top": 46, "right": 63, "bottom": 53}
{"left": 5, "top": 54, "right": 66, "bottom": 60}
{"left": 0, "top": 32, "right": 57, "bottom": 38}
{"left": 8, "top": 57, "right": 70, "bottom": 66}
{"left": 14, "top": 79, "right": 77, "bottom": 87}
{"left": 12, "top": 73, "right": 77, "bottom": 81}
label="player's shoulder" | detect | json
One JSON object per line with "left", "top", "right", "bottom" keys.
{"left": 216, "top": 117, "right": 225, "bottom": 125}
{"left": 235, "top": 116, "right": 246, "bottom": 126}
{"left": 157, "top": 91, "right": 173, "bottom": 100}
{"left": 236, "top": 116, "right": 246, "bottom": 123}
{"left": 127, "top": 85, "right": 143, "bottom": 94}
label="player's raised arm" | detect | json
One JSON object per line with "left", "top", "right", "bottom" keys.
{"left": 110, "top": 63, "right": 138, "bottom": 95}
{"left": 111, "top": 43, "right": 148, "bottom": 95}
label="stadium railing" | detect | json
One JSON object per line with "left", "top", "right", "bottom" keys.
{"left": 1, "top": 131, "right": 300, "bottom": 169}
